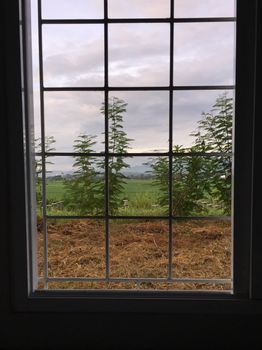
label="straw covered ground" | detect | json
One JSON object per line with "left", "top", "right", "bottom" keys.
{"left": 37, "top": 219, "right": 231, "bottom": 291}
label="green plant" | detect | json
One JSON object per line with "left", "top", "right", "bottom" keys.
{"left": 63, "top": 134, "right": 103, "bottom": 215}
{"left": 150, "top": 145, "right": 210, "bottom": 216}
{"left": 64, "top": 97, "right": 132, "bottom": 214}
{"left": 98, "top": 97, "right": 133, "bottom": 214}
{"left": 150, "top": 93, "right": 233, "bottom": 216}
{"left": 192, "top": 93, "right": 233, "bottom": 214}
{"left": 35, "top": 136, "right": 56, "bottom": 204}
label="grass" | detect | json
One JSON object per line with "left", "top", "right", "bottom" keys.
{"left": 42, "top": 178, "right": 164, "bottom": 216}
{"left": 42, "top": 178, "right": 225, "bottom": 217}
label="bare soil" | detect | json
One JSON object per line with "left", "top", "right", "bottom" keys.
{"left": 38, "top": 219, "right": 231, "bottom": 290}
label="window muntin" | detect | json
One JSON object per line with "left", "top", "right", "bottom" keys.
{"left": 32, "top": 0, "right": 236, "bottom": 291}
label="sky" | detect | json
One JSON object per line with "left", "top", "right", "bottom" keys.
{"left": 31, "top": 0, "right": 235, "bottom": 172}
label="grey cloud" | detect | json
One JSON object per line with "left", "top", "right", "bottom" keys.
{"left": 109, "top": 0, "right": 170, "bottom": 18}
{"left": 31, "top": 1, "right": 235, "bottom": 155}
{"left": 174, "top": 0, "right": 235, "bottom": 18}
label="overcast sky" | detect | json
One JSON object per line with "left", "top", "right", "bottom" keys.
{"left": 31, "top": 0, "right": 235, "bottom": 171}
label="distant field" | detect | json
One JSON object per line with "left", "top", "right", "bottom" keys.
{"left": 46, "top": 178, "right": 160, "bottom": 201}
{"left": 44, "top": 178, "right": 163, "bottom": 216}
{"left": 43, "top": 178, "right": 223, "bottom": 217}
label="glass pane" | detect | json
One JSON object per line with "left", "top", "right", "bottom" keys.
{"left": 44, "top": 92, "right": 104, "bottom": 152}
{"left": 46, "top": 219, "right": 105, "bottom": 278}
{"left": 172, "top": 156, "right": 232, "bottom": 217}
{"left": 42, "top": 0, "right": 104, "bottom": 19}
{"left": 109, "top": 24, "right": 169, "bottom": 86}
{"left": 108, "top": 157, "right": 169, "bottom": 216}
{"left": 174, "top": 0, "right": 235, "bottom": 18}
{"left": 173, "top": 220, "right": 231, "bottom": 279}
{"left": 42, "top": 24, "right": 104, "bottom": 87}
{"left": 108, "top": 92, "right": 169, "bottom": 153}
{"left": 173, "top": 90, "right": 234, "bottom": 150}
{"left": 109, "top": 0, "right": 170, "bottom": 18}
{"left": 174, "top": 23, "right": 235, "bottom": 86}
{"left": 45, "top": 156, "right": 105, "bottom": 215}
{"left": 110, "top": 220, "right": 168, "bottom": 278}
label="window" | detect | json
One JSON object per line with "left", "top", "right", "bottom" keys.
{"left": 1, "top": 0, "right": 260, "bottom": 316}
{"left": 29, "top": 0, "right": 237, "bottom": 293}
{"left": 1, "top": 2, "right": 262, "bottom": 349}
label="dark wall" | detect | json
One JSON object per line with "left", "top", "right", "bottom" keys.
{"left": 0, "top": 1, "right": 261, "bottom": 349}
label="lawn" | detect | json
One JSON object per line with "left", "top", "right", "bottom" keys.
{"left": 46, "top": 178, "right": 158, "bottom": 201}
{"left": 43, "top": 178, "right": 224, "bottom": 217}
{"left": 44, "top": 178, "right": 164, "bottom": 216}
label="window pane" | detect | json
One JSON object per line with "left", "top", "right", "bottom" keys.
{"left": 172, "top": 156, "right": 232, "bottom": 217}
{"left": 108, "top": 0, "right": 170, "bottom": 18}
{"left": 42, "top": 0, "right": 104, "bottom": 19}
{"left": 42, "top": 24, "right": 104, "bottom": 87}
{"left": 173, "top": 90, "right": 234, "bottom": 150}
{"left": 174, "top": 23, "right": 235, "bottom": 86}
{"left": 108, "top": 157, "right": 169, "bottom": 216}
{"left": 45, "top": 156, "right": 105, "bottom": 215}
{"left": 174, "top": 0, "right": 235, "bottom": 18}
{"left": 109, "top": 24, "right": 170, "bottom": 86}
{"left": 110, "top": 220, "right": 169, "bottom": 278}
{"left": 108, "top": 92, "right": 169, "bottom": 153}
{"left": 44, "top": 219, "right": 105, "bottom": 278}
{"left": 44, "top": 92, "right": 104, "bottom": 153}
{"left": 173, "top": 220, "right": 231, "bottom": 280}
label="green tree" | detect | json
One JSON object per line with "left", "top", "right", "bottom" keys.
{"left": 64, "top": 97, "right": 132, "bottom": 215}
{"left": 99, "top": 97, "right": 133, "bottom": 214}
{"left": 63, "top": 134, "right": 103, "bottom": 215}
{"left": 34, "top": 136, "right": 56, "bottom": 204}
{"left": 192, "top": 93, "right": 233, "bottom": 214}
{"left": 151, "top": 93, "right": 233, "bottom": 216}
{"left": 150, "top": 145, "right": 209, "bottom": 216}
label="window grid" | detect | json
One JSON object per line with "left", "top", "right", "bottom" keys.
{"left": 37, "top": 0, "right": 235, "bottom": 289}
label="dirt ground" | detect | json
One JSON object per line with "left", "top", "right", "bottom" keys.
{"left": 38, "top": 219, "right": 231, "bottom": 291}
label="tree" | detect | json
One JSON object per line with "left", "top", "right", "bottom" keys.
{"left": 151, "top": 93, "right": 233, "bottom": 216}
{"left": 64, "top": 97, "right": 132, "bottom": 214}
{"left": 63, "top": 134, "right": 103, "bottom": 215}
{"left": 150, "top": 145, "right": 209, "bottom": 216}
{"left": 99, "top": 97, "right": 133, "bottom": 214}
{"left": 34, "top": 136, "right": 56, "bottom": 204}
{"left": 192, "top": 93, "right": 233, "bottom": 214}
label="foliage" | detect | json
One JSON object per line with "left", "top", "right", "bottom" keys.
{"left": 99, "top": 97, "right": 133, "bottom": 214}
{"left": 192, "top": 93, "right": 233, "bottom": 214}
{"left": 34, "top": 136, "right": 56, "bottom": 204}
{"left": 150, "top": 145, "right": 210, "bottom": 216}
{"left": 64, "top": 97, "right": 133, "bottom": 214}
{"left": 40, "top": 94, "right": 233, "bottom": 217}
{"left": 151, "top": 93, "right": 233, "bottom": 216}
{"left": 63, "top": 134, "right": 103, "bottom": 215}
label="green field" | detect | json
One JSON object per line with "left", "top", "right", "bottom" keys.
{"left": 46, "top": 179, "right": 159, "bottom": 201}
{"left": 44, "top": 178, "right": 165, "bottom": 216}
{"left": 42, "top": 178, "right": 224, "bottom": 217}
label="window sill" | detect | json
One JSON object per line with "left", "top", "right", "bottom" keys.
{"left": 12, "top": 289, "right": 262, "bottom": 314}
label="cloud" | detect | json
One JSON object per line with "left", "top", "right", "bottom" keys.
{"left": 41, "top": 0, "right": 104, "bottom": 19}
{"left": 173, "top": 90, "right": 234, "bottom": 147}
{"left": 44, "top": 91, "right": 104, "bottom": 152}
{"left": 42, "top": 24, "right": 104, "bottom": 86}
{"left": 174, "top": 0, "right": 235, "bottom": 18}
{"left": 174, "top": 22, "right": 235, "bottom": 85}
{"left": 108, "top": 0, "right": 170, "bottom": 18}
{"left": 30, "top": 0, "right": 235, "bottom": 163}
